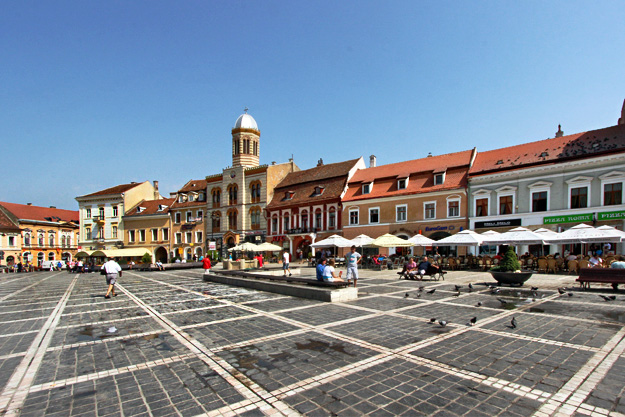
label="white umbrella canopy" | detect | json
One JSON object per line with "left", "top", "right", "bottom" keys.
{"left": 544, "top": 224, "right": 622, "bottom": 244}
{"left": 533, "top": 228, "right": 560, "bottom": 239}
{"left": 596, "top": 225, "right": 625, "bottom": 241}
{"left": 255, "top": 242, "right": 284, "bottom": 251}
{"left": 228, "top": 242, "right": 260, "bottom": 252}
{"left": 349, "top": 234, "right": 375, "bottom": 247}
{"left": 435, "top": 230, "right": 484, "bottom": 246}
{"left": 481, "top": 227, "right": 545, "bottom": 245}
{"left": 310, "top": 234, "right": 353, "bottom": 248}
{"left": 370, "top": 233, "right": 415, "bottom": 248}
{"left": 408, "top": 234, "right": 436, "bottom": 246}
{"left": 480, "top": 230, "right": 500, "bottom": 237}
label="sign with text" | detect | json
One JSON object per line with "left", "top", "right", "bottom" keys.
{"left": 598, "top": 210, "right": 625, "bottom": 221}
{"left": 209, "top": 241, "right": 216, "bottom": 250}
{"left": 543, "top": 214, "right": 593, "bottom": 224}
{"left": 474, "top": 219, "right": 522, "bottom": 229}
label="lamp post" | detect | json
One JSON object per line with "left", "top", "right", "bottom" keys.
{"left": 209, "top": 211, "right": 219, "bottom": 260}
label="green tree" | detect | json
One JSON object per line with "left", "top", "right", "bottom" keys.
{"left": 491, "top": 247, "right": 521, "bottom": 272}
{"left": 141, "top": 253, "right": 152, "bottom": 264}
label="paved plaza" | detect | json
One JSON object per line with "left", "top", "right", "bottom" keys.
{"left": 0, "top": 266, "right": 624, "bottom": 417}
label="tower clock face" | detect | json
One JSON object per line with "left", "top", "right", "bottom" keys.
{"left": 230, "top": 171, "right": 236, "bottom": 179}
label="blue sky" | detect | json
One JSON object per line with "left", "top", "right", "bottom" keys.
{"left": 2, "top": 1, "right": 624, "bottom": 210}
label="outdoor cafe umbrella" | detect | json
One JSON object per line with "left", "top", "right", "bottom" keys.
{"left": 596, "top": 225, "right": 625, "bottom": 241}
{"left": 255, "top": 242, "right": 284, "bottom": 251}
{"left": 408, "top": 234, "right": 436, "bottom": 246}
{"left": 533, "top": 228, "right": 560, "bottom": 239}
{"left": 349, "top": 234, "right": 374, "bottom": 247}
{"left": 228, "top": 242, "right": 260, "bottom": 252}
{"left": 481, "top": 227, "right": 545, "bottom": 245}
{"left": 435, "top": 230, "right": 484, "bottom": 246}
{"left": 310, "top": 234, "right": 353, "bottom": 248}
{"left": 370, "top": 233, "right": 415, "bottom": 248}
{"left": 544, "top": 224, "right": 622, "bottom": 244}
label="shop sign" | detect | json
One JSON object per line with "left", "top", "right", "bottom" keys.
{"left": 475, "top": 219, "right": 522, "bottom": 228}
{"left": 598, "top": 210, "right": 625, "bottom": 221}
{"left": 543, "top": 214, "right": 593, "bottom": 224}
{"left": 425, "top": 225, "right": 456, "bottom": 232}
{"left": 208, "top": 241, "right": 216, "bottom": 250}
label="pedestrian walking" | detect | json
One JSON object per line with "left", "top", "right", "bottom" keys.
{"left": 283, "top": 249, "right": 292, "bottom": 277}
{"left": 101, "top": 257, "right": 122, "bottom": 299}
{"left": 202, "top": 256, "right": 212, "bottom": 273}
{"left": 345, "top": 245, "right": 361, "bottom": 287}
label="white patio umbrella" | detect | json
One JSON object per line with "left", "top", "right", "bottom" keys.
{"left": 435, "top": 230, "right": 484, "bottom": 246}
{"left": 481, "top": 227, "right": 545, "bottom": 245}
{"left": 533, "top": 228, "right": 560, "bottom": 239}
{"left": 408, "top": 234, "right": 436, "bottom": 246}
{"left": 310, "top": 234, "right": 353, "bottom": 248}
{"left": 480, "top": 230, "right": 500, "bottom": 238}
{"left": 349, "top": 234, "right": 375, "bottom": 247}
{"left": 544, "top": 224, "right": 622, "bottom": 244}
{"left": 370, "top": 233, "right": 415, "bottom": 248}
{"left": 255, "top": 242, "right": 284, "bottom": 251}
{"left": 596, "top": 225, "right": 625, "bottom": 241}
{"left": 228, "top": 242, "right": 260, "bottom": 252}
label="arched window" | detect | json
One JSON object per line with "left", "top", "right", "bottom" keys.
{"left": 48, "top": 252, "right": 55, "bottom": 261}
{"left": 328, "top": 207, "right": 336, "bottom": 229}
{"left": 314, "top": 208, "right": 322, "bottom": 230}
{"left": 271, "top": 215, "right": 278, "bottom": 235}
{"left": 249, "top": 181, "right": 262, "bottom": 203}
{"left": 227, "top": 209, "right": 238, "bottom": 230}
{"left": 249, "top": 207, "right": 261, "bottom": 230}
{"left": 37, "top": 252, "right": 44, "bottom": 264}
{"left": 228, "top": 184, "right": 238, "bottom": 205}
{"left": 61, "top": 236, "right": 66, "bottom": 247}
{"left": 49, "top": 233, "right": 55, "bottom": 247}
{"left": 212, "top": 212, "right": 221, "bottom": 233}
{"left": 212, "top": 188, "right": 221, "bottom": 208}
{"left": 301, "top": 210, "right": 309, "bottom": 231}
{"left": 24, "top": 233, "right": 31, "bottom": 246}
{"left": 38, "top": 234, "right": 44, "bottom": 246}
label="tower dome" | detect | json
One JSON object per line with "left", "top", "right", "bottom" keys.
{"left": 234, "top": 110, "right": 259, "bottom": 131}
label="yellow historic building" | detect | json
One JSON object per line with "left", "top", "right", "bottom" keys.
{"left": 122, "top": 198, "right": 174, "bottom": 263}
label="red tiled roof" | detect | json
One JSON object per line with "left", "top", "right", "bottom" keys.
{"left": 349, "top": 150, "right": 473, "bottom": 184}
{"left": 0, "top": 209, "right": 21, "bottom": 233}
{"left": 0, "top": 202, "right": 79, "bottom": 223}
{"left": 78, "top": 182, "right": 143, "bottom": 198}
{"left": 124, "top": 198, "right": 175, "bottom": 217}
{"left": 276, "top": 159, "right": 361, "bottom": 188}
{"left": 267, "top": 159, "right": 361, "bottom": 210}
{"left": 177, "top": 179, "right": 208, "bottom": 193}
{"left": 470, "top": 124, "right": 625, "bottom": 176}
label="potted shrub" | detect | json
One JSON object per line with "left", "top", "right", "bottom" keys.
{"left": 489, "top": 247, "right": 533, "bottom": 286}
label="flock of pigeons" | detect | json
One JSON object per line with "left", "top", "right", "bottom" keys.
{"left": 402, "top": 282, "right": 620, "bottom": 330}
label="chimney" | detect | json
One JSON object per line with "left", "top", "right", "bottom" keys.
{"left": 427, "top": 152, "right": 432, "bottom": 157}
{"left": 27, "top": 203, "right": 32, "bottom": 206}
{"left": 317, "top": 158, "right": 324, "bottom": 167}
{"left": 369, "top": 155, "right": 376, "bottom": 168}
{"left": 555, "top": 124, "right": 563, "bottom": 138}
{"left": 153, "top": 180, "right": 159, "bottom": 191}
{"left": 49, "top": 206, "right": 56, "bottom": 209}
{"left": 619, "top": 99, "right": 625, "bottom": 125}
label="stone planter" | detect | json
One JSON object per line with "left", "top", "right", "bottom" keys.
{"left": 489, "top": 271, "right": 533, "bottom": 286}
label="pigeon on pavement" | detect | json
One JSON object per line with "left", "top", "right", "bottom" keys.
{"left": 438, "top": 320, "right": 447, "bottom": 328}
{"left": 427, "top": 289, "right": 436, "bottom": 294}
{"left": 510, "top": 317, "right": 517, "bottom": 329}
{"left": 469, "top": 317, "right": 477, "bottom": 326}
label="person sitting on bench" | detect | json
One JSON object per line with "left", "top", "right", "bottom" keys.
{"left": 398, "top": 257, "right": 418, "bottom": 279}
{"left": 316, "top": 257, "right": 327, "bottom": 282}
{"left": 417, "top": 256, "right": 437, "bottom": 280}
{"left": 322, "top": 259, "right": 344, "bottom": 282}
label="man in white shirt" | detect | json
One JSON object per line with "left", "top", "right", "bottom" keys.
{"left": 282, "top": 249, "right": 292, "bottom": 277}
{"left": 345, "top": 246, "right": 361, "bottom": 287}
{"left": 101, "top": 257, "right": 122, "bottom": 299}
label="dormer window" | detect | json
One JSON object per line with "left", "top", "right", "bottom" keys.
{"left": 312, "top": 186, "right": 325, "bottom": 196}
{"left": 397, "top": 178, "right": 408, "bottom": 190}
{"left": 434, "top": 173, "right": 445, "bottom": 185}
{"left": 178, "top": 194, "right": 188, "bottom": 203}
{"left": 136, "top": 207, "right": 146, "bottom": 213}
{"left": 284, "top": 191, "right": 295, "bottom": 201}
{"left": 157, "top": 204, "right": 168, "bottom": 212}
{"left": 362, "top": 183, "right": 373, "bottom": 194}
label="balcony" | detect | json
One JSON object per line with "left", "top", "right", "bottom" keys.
{"left": 286, "top": 227, "right": 317, "bottom": 235}
{"left": 92, "top": 215, "right": 105, "bottom": 223}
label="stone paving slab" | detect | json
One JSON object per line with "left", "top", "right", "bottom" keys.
{"left": 0, "top": 268, "right": 624, "bottom": 416}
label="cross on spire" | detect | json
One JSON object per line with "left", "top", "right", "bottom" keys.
{"left": 244, "top": 107, "right": 248, "bottom": 114}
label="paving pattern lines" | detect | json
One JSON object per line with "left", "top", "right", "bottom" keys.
{"left": 0, "top": 274, "right": 78, "bottom": 416}
{"left": 532, "top": 327, "right": 625, "bottom": 417}
{"left": 0, "top": 273, "right": 63, "bottom": 303}
{"left": 116, "top": 279, "right": 301, "bottom": 417}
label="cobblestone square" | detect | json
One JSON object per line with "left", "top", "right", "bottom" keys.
{"left": 0, "top": 267, "right": 624, "bottom": 416}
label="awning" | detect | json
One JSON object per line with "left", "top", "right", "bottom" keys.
{"left": 90, "top": 248, "right": 152, "bottom": 258}
{"left": 75, "top": 251, "right": 93, "bottom": 257}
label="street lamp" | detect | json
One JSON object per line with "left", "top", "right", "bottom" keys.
{"left": 209, "top": 211, "right": 219, "bottom": 260}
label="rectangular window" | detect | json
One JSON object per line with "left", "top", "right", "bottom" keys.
{"left": 186, "top": 212, "right": 192, "bottom": 222}
{"left": 8, "top": 236, "right": 15, "bottom": 246}
{"left": 162, "top": 228, "right": 169, "bottom": 241}
{"left": 139, "top": 230, "right": 146, "bottom": 242}
{"left": 129, "top": 230, "right": 136, "bottom": 243}
{"left": 113, "top": 206, "right": 118, "bottom": 217}
{"left": 476, "top": 198, "right": 488, "bottom": 217}
{"left": 284, "top": 216, "right": 289, "bottom": 231}
{"left": 99, "top": 207, "right": 105, "bottom": 218}
{"left": 349, "top": 210, "right": 359, "bottom": 225}
{"left": 499, "top": 196, "right": 513, "bottom": 215}
{"left": 175, "top": 213, "right": 181, "bottom": 224}
{"left": 425, "top": 203, "right": 436, "bottom": 219}
{"left": 369, "top": 208, "right": 379, "bottom": 224}
{"left": 196, "top": 231, "right": 203, "bottom": 243}
{"left": 434, "top": 174, "right": 444, "bottom": 185}
{"left": 448, "top": 200, "right": 459, "bottom": 217}
{"left": 186, "top": 232, "right": 192, "bottom": 243}
{"left": 397, "top": 179, "right": 407, "bottom": 190}
{"left": 175, "top": 232, "right": 182, "bottom": 244}
{"left": 315, "top": 212, "right": 322, "bottom": 229}
{"left": 396, "top": 205, "right": 407, "bottom": 222}
{"left": 85, "top": 227, "right": 91, "bottom": 240}
{"left": 197, "top": 210, "right": 203, "bottom": 221}
{"left": 271, "top": 217, "right": 278, "bottom": 234}
{"left": 604, "top": 183, "right": 623, "bottom": 205}
{"left": 112, "top": 226, "right": 118, "bottom": 239}
{"left": 151, "top": 229, "right": 158, "bottom": 241}
{"left": 329, "top": 211, "right": 336, "bottom": 228}
{"left": 362, "top": 184, "right": 370, "bottom": 194}
{"left": 532, "top": 191, "right": 548, "bottom": 212}
{"left": 570, "top": 187, "right": 588, "bottom": 209}
{"left": 86, "top": 209, "right": 91, "bottom": 219}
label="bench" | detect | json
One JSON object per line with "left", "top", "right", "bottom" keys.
{"left": 398, "top": 265, "right": 446, "bottom": 281}
{"left": 576, "top": 267, "right": 625, "bottom": 290}
{"left": 216, "top": 269, "right": 351, "bottom": 288}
